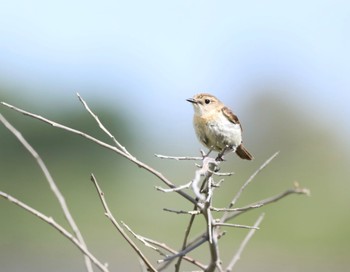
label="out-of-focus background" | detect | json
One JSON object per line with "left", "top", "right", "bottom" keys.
{"left": 1, "top": 1, "right": 349, "bottom": 271}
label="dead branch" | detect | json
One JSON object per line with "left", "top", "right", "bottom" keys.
{"left": 1, "top": 95, "right": 311, "bottom": 272}
{"left": 0, "top": 191, "right": 109, "bottom": 272}
{"left": 90, "top": 174, "right": 157, "bottom": 272}
{"left": 0, "top": 113, "right": 93, "bottom": 272}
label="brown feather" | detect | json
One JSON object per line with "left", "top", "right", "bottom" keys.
{"left": 221, "top": 106, "right": 243, "bottom": 131}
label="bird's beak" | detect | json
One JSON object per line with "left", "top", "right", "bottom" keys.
{"left": 186, "top": 98, "right": 197, "bottom": 104}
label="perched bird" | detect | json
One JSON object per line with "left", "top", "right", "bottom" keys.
{"left": 187, "top": 93, "right": 253, "bottom": 160}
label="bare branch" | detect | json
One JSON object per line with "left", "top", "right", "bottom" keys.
{"left": 192, "top": 156, "right": 218, "bottom": 201}
{"left": 1, "top": 102, "right": 197, "bottom": 206}
{"left": 174, "top": 204, "right": 202, "bottom": 272}
{"left": 207, "top": 169, "right": 234, "bottom": 176}
{"left": 76, "top": 93, "right": 133, "bottom": 158}
{"left": 225, "top": 184, "right": 310, "bottom": 221}
{"left": 213, "top": 179, "right": 225, "bottom": 187}
{"left": 156, "top": 181, "right": 192, "bottom": 193}
{"left": 226, "top": 213, "right": 265, "bottom": 271}
{"left": 0, "top": 191, "right": 109, "bottom": 272}
{"left": 158, "top": 237, "right": 207, "bottom": 264}
{"left": 212, "top": 184, "right": 309, "bottom": 214}
{"left": 155, "top": 154, "right": 202, "bottom": 161}
{"left": 171, "top": 155, "right": 222, "bottom": 272}
{"left": 216, "top": 152, "right": 280, "bottom": 229}
{"left": 139, "top": 258, "right": 148, "bottom": 272}
{"left": 163, "top": 208, "right": 201, "bottom": 215}
{"left": 90, "top": 174, "right": 157, "bottom": 272}
{"left": 229, "top": 151, "right": 280, "bottom": 208}
{"left": 205, "top": 176, "right": 215, "bottom": 203}
{"left": 121, "top": 222, "right": 168, "bottom": 257}
{"left": 141, "top": 237, "right": 207, "bottom": 271}
{"left": 0, "top": 113, "right": 93, "bottom": 272}
{"left": 204, "top": 212, "right": 222, "bottom": 272}
{"left": 211, "top": 205, "right": 263, "bottom": 212}
{"left": 1, "top": 98, "right": 311, "bottom": 272}
{"left": 213, "top": 223, "right": 259, "bottom": 230}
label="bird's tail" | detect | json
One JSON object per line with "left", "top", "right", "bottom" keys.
{"left": 236, "top": 144, "right": 253, "bottom": 160}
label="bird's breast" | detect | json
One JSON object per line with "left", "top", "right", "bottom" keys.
{"left": 193, "top": 113, "right": 242, "bottom": 151}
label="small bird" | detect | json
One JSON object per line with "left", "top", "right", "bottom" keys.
{"left": 187, "top": 93, "right": 253, "bottom": 160}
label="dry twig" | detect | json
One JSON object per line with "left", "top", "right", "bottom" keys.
{"left": 1, "top": 95, "right": 310, "bottom": 272}
{"left": 1, "top": 100, "right": 197, "bottom": 206}
{"left": 90, "top": 174, "right": 157, "bottom": 272}
{"left": 0, "top": 191, "right": 108, "bottom": 272}
{"left": 226, "top": 213, "right": 265, "bottom": 271}
{"left": 0, "top": 113, "right": 93, "bottom": 272}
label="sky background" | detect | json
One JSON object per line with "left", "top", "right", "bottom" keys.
{"left": 0, "top": 1, "right": 349, "bottom": 127}
{"left": 0, "top": 1, "right": 350, "bottom": 272}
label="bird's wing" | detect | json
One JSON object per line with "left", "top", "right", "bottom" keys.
{"left": 222, "top": 106, "right": 243, "bottom": 131}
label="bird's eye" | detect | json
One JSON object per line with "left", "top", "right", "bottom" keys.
{"left": 204, "top": 99, "right": 211, "bottom": 104}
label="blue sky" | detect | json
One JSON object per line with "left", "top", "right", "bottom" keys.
{"left": 0, "top": 1, "right": 349, "bottom": 139}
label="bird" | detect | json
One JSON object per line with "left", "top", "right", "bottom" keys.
{"left": 187, "top": 93, "right": 253, "bottom": 160}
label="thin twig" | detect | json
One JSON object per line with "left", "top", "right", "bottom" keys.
{"left": 90, "top": 174, "right": 157, "bottom": 272}
{"left": 1, "top": 97, "right": 311, "bottom": 272}
{"left": 155, "top": 154, "right": 202, "bottom": 161}
{"left": 226, "top": 184, "right": 310, "bottom": 221}
{"left": 76, "top": 93, "right": 133, "bottom": 158}
{"left": 217, "top": 152, "right": 279, "bottom": 227}
{"left": 175, "top": 156, "right": 220, "bottom": 272}
{"left": 211, "top": 205, "right": 263, "bottom": 212}
{"left": 174, "top": 199, "right": 206, "bottom": 272}
{"left": 156, "top": 181, "right": 192, "bottom": 193}
{"left": 226, "top": 213, "right": 265, "bottom": 271}
{"left": 139, "top": 258, "right": 148, "bottom": 272}
{"left": 0, "top": 113, "right": 93, "bottom": 272}
{"left": 142, "top": 238, "right": 207, "bottom": 271}
{"left": 213, "top": 179, "right": 225, "bottom": 187}
{"left": 182, "top": 181, "right": 310, "bottom": 257}
{"left": 211, "top": 184, "right": 309, "bottom": 213}
{"left": 230, "top": 151, "right": 280, "bottom": 208}
{"left": 0, "top": 191, "right": 109, "bottom": 272}
{"left": 159, "top": 237, "right": 207, "bottom": 264}
{"left": 1, "top": 102, "right": 197, "bottom": 206}
{"left": 174, "top": 181, "right": 207, "bottom": 272}
{"left": 173, "top": 215, "right": 198, "bottom": 272}
{"left": 207, "top": 169, "right": 234, "bottom": 176}
{"left": 122, "top": 222, "right": 168, "bottom": 257}
{"left": 163, "top": 208, "right": 201, "bottom": 215}
{"left": 213, "top": 223, "right": 259, "bottom": 230}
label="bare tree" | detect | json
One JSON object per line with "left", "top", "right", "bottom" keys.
{"left": 0, "top": 94, "right": 310, "bottom": 272}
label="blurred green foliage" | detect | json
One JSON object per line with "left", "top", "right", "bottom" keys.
{"left": 0, "top": 89, "right": 349, "bottom": 272}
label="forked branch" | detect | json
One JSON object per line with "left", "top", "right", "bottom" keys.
{"left": 0, "top": 95, "right": 310, "bottom": 272}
